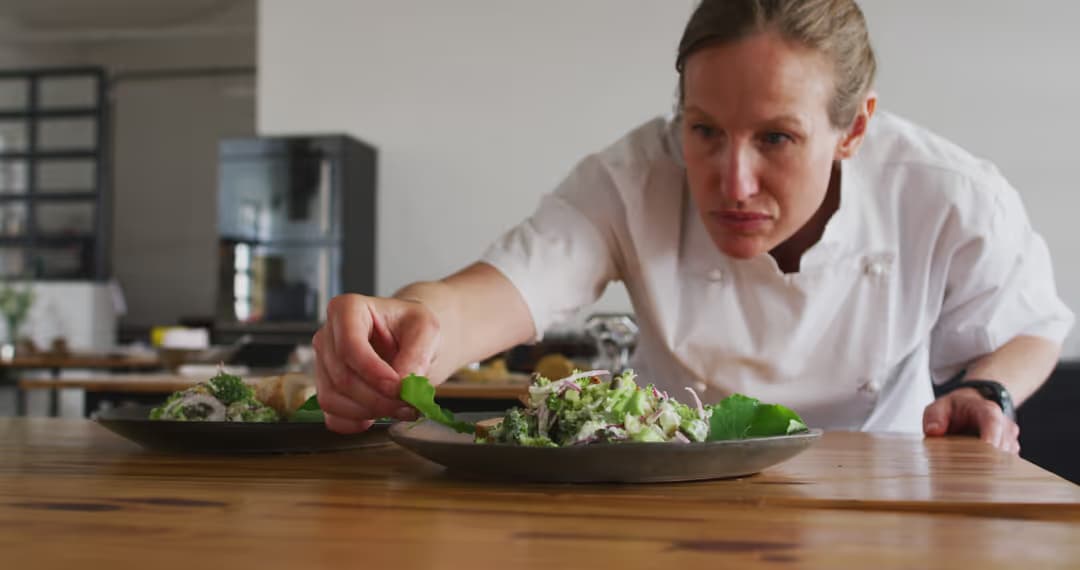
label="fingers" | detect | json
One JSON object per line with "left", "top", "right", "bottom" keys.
{"left": 324, "top": 413, "right": 373, "bottom": 435}
{"left": 313, "top": 330, "right": 372, "bottom": 434}
{"left": 974, "top": 400, "right": 1005, "bottom": 448}
{"left": 922, "top": 396, "right": 952, "bottom": 437}
{"left": 389, "top": 307, "right": 440, "bottom": 378}
{"left": 313, "top": 329, "right": 367, "bottom": 434}
{"left": 313, "top": 346, "right": 411, "bottom": 434}
{"left": 976, "top": 406, "right": 1020, "bottom": 455}
{"left": 997, "top": 423, "right": 1020, "bottom": 455}
{"left": 1008, "top": 423, "right": 1021, "bottom": 454}
{"left": 318, "top": 355, "right": 413, "bottom": 420}
{"left": 329, "top": 301, "right": 401, "bottom": 400}
{"left": 313, "top": 323, "right": 413, "bottom": 422}
{"left": 923, "top": 389, "right": 1020, "bottom": 454}
{"left": 310, "top": 294, "right": 434, "bottom": 433}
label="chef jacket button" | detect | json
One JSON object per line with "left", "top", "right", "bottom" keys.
{"left": 693, "top": 381, "right": 708, "bottom": 393}
{"left": 858, "top": 378, "right": 881, "bottom": 394}
{"left": 864, "top": 261, "right": 887, "bottom": 277}
{"left": 707, "top": 268, "right": 724, "bottom": 282}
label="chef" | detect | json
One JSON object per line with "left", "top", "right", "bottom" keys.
{"left": 311, "top": 0, "right": 1073, "bottom": 453}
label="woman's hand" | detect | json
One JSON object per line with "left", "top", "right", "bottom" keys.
{"left": 311, "top": 294, "right": 439, "bottom": 433}
{"left": 311, "top": 263, "right": 536, "bottom": 434}
{"left": 922, "top": 388, "right": 1020, "bottom": 454}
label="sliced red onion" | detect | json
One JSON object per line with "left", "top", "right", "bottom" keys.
{"left": 554, "top": 369, "right": 610, "bottom": 385}
{"left": 537, "top": 406, "right": 550, "bottom": 437}
{"left": 674, "top": 431, "right": 690, "bottom": 444}
{"left": 556, "top": 382, "right": 582, "bottom": 397}
{"left": 684, "top": 386, "right": 706, "bottom": 418}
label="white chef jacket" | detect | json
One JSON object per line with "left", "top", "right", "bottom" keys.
{"left": 481, "top": 111, "right": 1074, "bottom": 433}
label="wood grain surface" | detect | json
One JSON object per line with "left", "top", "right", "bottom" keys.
{"left": 1, "top": 418, "right": 1077, "bottom": 569}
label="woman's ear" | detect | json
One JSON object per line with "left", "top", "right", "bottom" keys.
{"left": 835, "top": 92, "right": 877, "bottom": 160}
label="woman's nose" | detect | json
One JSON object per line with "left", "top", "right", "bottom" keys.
{"left": 717, "top": 145, "right": 758, "bottom": 202}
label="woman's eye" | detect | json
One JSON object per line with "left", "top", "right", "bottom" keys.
{"left": 761, "top": 132, "right": 793, "bottom": 146}
{"left": 690, "top": 124, "right": 716, "bottom": 139}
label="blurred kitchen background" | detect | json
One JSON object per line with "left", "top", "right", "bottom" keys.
{"left": 0, "top": 1, "right": 1078, "bottom": 480}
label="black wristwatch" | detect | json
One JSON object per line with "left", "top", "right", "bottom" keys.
{"left": 939, "top": 379, "right": 1016, "bottom": 421}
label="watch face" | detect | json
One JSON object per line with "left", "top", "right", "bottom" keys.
{"left": 965, "top": 380, "right": 1015, "bottom": 421}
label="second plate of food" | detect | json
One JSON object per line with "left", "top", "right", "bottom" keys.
{"left": 96, "top": 404, "right": 392, "bottom": 454}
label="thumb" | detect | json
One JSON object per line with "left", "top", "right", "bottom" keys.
{"left": 923, "top": 396, "right": 952, "bottom": 436}
{"left": 389, "top": 310, "right": 439, "bottom": 379}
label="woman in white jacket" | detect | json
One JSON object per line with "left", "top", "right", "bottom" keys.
{"left": 311, "top": 0, "right": 1073, "bottom": 453}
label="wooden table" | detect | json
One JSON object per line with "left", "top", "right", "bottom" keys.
{"left": 16, "top": 373, "right": 529, "bottom": 416}
{"left": 2, "top": 353, "right": 162, "bottom": 416}
{"left": 1, "top": 418, "right": 1077, "bottom": 569}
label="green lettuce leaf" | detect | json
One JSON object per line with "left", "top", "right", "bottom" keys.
{"left": 746, "top": 403, "right": 808, "bottom": 437}
{"left": 290, "top": 394, "right": 399, "bottom": 424}
{"left": 707, "top": 393, "right": 761, "bottom": 440}
{"left": 289, "top": 394, "right": 326, "bottom": 422}
{"left": 707, "top": 394, "right": 809, "bottom": 441}
{"left": 400, "top": 374, "right": 475, "bottom": 434}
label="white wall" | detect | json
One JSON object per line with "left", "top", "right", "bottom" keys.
{"left": 258, "top": 0, "right": 698, "bottom": 317}
{"left": 1, "top": 281, "right": 118, "bottom": 351}
{"left": 258, "top": 0, "right": 1080, "bottom": 355}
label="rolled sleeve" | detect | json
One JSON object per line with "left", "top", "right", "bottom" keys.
{"left": 481, "top": 156, "right": 622, "bottom": 341}
{"left": 929, "top": 177, "right": 1075, "bottom": 382}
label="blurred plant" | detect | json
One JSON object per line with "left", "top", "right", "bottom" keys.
{"left": 0, "top": 280, "right": 34, "bottom": 345}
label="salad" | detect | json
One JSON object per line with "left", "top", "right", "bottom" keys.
{"left": 398, "top": 369, "right": 810, "bottom": 446}
{"left": 478, "top": 369, "right": 710, "bottom": 446}
{"left": 150, "top": 371, "right": 280, "bottom": 422}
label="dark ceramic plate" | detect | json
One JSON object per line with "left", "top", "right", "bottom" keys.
{"left": 94, "top": 405, "right": 392, "bottom": 454}
{"left": 389, "top": 412, "right": 822, "bottom": 483}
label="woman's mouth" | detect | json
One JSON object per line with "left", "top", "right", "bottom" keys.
{"left": 712, "top": 210, "right": 772, "bottom": 233}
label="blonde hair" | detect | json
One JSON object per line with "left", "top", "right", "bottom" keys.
{"left": 676, "top": 0, "right": 877, "bottom": 128}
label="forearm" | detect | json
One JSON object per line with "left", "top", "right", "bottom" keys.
{"left": 963, "top": 335, "right": 1062, "bottom": 405}
{"left": 393, "top": 262, "right": 536, "bottom": 383}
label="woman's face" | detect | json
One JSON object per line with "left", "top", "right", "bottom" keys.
{"left": 681, "top": 31, "right": 868, "bottom": 261}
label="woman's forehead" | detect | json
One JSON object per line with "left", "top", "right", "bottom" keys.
{"left": 682, "top": 32, "right": 834, "bottom": 124}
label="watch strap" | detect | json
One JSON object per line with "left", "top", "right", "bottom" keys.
{"left": 941, "top": 379, "right": 1016, "bottom": 421}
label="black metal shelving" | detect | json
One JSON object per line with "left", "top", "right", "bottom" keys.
{"left": 0, "top": 66, "right": 109, "bottom": 280}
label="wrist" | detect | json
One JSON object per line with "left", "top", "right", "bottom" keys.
{"left": 393, "top": 282, "right": 451, "bottom": 325}
{"left": 940, "top": 379, "right": 1016, "bottom": 421}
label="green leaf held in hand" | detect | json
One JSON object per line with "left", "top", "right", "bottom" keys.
{"left": 707, "top": 394, "right": 809, "bottom": 441}
{"left": 400, "top": 374, "right": 475, "bottom": 434}
{"left": 289, "top": 394, "right": 325, "bottom": 423}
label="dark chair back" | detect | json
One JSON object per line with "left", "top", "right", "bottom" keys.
{"left": 1018, "top": 360, "right": 1080, "bottom": 484}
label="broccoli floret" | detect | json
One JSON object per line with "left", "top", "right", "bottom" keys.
{"left": 494, "top": 408, "right": 531, "bottom": 442}
{"left": 207, "top": 372, "right": 254, "bottom": 404}
{"left": 518, "top": 434, "right": 558, "bottom": 447}
{"left": 226, "top": 400, "right": 280, "bottom": 422}
{"left": 150, "top": 384, "right": 214, "bottom": 420}
{"left": 477, "top": 408, "right": 553, "bottom": 446}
